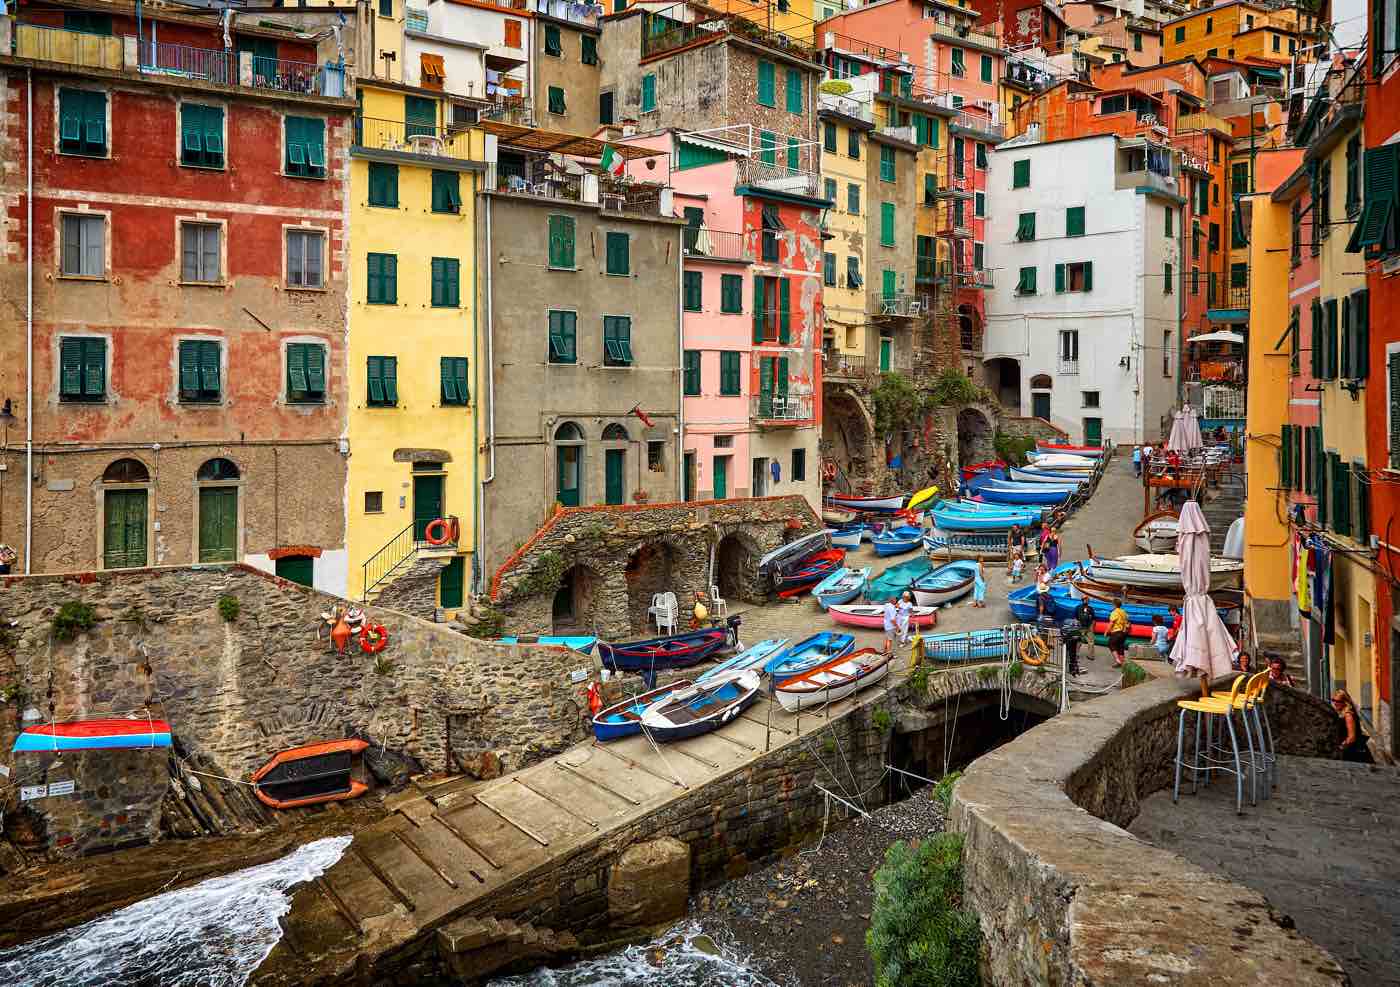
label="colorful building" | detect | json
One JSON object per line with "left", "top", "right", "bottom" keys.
{"left": 530, "top": 0, "right": 602, "bottom": 136}
{"left": 0, "top": 3, "right": 353, "bottom": 590}
{"left": 1160, "top": 0, "right": 1308, "bottom": 65}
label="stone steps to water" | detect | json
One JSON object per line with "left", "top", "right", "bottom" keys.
{"left": 435, "top": 914, "right": 578, "bottom": 981}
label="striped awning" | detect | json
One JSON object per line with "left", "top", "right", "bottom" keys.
{"left": 677, "top": 130, "right": 748, "bottom": 157}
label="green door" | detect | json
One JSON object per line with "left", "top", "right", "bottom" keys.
{"left": 413, "top": 474, "right": 444, "bottom": 540}
{"left": 198, "top": 487, "right": 238, "bottom": 563}
{"left": 1032, "top": 392, "right": 1051, "bottom": 420}
{"left": 882, "top": 268, "right": 897, "bottom": 298}
{"left": 557, "top": 445, "right": 581, "bottom": 506}
{"left": 1084, "top": 417, "right": 1103, "bottom": 446}
{"left": 713, "top": 455, "right": 728, "bottom": 499}
{"left": 879, "top": 337, "right": 893, "bottom": 373}
{"left": 605, "top": 449, "right": 625, "bottom": 505}
{"left": 439, "top": 555, "right": 465, "bottom": 609}
{"left": 103, "top": 489, "right": 147, "bottom": 569}
{"left": 275, "top": 555, "right": 314, "bottom": 586}
{"left": 684, "top": 452, "right": 696, "bottom": 501}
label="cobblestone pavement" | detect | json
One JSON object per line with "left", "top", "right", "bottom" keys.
{"left": 1129, "top": 756, "right": 1400, "bottom": 986}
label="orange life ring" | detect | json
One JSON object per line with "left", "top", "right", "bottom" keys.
{"left": 424, "top": 518, "right": 452, "bottom": 546}
{"left": 360, "top": 624, "right": 389, "bottom": 654}
{"left": 449, "top": 516, "right": 461, "bottom": 544}
{"left": 822, "top": 461, "right": 838, "bottom": 481}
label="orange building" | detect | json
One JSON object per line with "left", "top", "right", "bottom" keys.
{"left": 1160, "top": 1, "right": 1311, "bottom": 65}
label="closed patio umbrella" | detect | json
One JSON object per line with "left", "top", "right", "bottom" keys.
{"left": 1182, "top": 405, "right": 1203, "bottom": 449}
{"left": 1170, "top": 500, "right": 1236, "bottom": 685}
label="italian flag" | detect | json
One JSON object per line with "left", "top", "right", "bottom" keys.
{"left": 600, "top": 145, "right": 625, "bottom": 178}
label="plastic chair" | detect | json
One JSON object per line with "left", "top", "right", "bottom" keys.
{"left": 709, "top": 584, "right": 728, "bottom": 619}
{"left": 648, "top": 592, "right": 678, "bottom": 635}
{"left": 1173, "top": 674, "right": 1251, "bottom": 815}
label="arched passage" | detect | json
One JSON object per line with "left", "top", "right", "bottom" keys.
{"left": 552, "top": 561, "right": 602, "bottom": 633}
{"left": 957, "top": 406, "right": 995, "bottom": 469}
{"left": 715, "top": 530, "right": 765, "bottom": 605}
{"left": 984, "top": 357, "right": 1021, "bottom": 409}
{"left": 624, "top": 541, "right": 679, "bottom": 632}
{"left": 889, "top": 689, "right": 1056, "bottom": 797}
{"left": 820, "top": 387, "right": 875, "bottom": 488}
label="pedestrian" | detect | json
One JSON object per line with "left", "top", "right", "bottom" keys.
{"left": 971, "top": 556, "right": 987, "bottom": 608}
{"left": 881, "top": 597, "right": 897, "bottom": 653}
{"left": 1035, "top": 564, "right": 1052, "bottom": 618}
{"left": 1267, "top": 655, "right": 1296, "bottom": 687}
{"left": 1132, "top": 445, "right": 1142, "bottom": 478}
{"left": 1107, "top": 598, "right": 1130, "bottom": 667}
{"left": 1043, "top": 527, "right": 1061, "bottom": 572}
{"left": 1061, "top": 617, "right": 1083, "bottom": 677}
{"left": 1075, "top": 596, "right": 1095, "bottom": 662}
{"left": 1007, "top": 524, "right": 1026, "bottom": 560}
{"left": 1008, "top": 546, "right": 1024, "bottom": 584}
{"left": 0, "top": 544, "right": 15, "bottom": 575}
{"left": 1331, "top": 691, "right": 1374, "bottom": 763}
{"left": 1150, "top": 614, "right": 1170, "bottom": 659}
{"left": 1167, "top": 604, "right": 1182, "bottom": 641}
{"left": 896, "top": 591, "right": 914, "bottom": 646}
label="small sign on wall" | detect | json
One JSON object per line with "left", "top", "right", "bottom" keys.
{"left": 19, "top": 780, "right": 75, "bottom": 801}
{"left": 47, "top": 780, "right": 76, "bottom": 797}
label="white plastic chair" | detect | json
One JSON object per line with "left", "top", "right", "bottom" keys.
{"left": 649, "top": 592, "right": 678, "bottom": 634}
{"left": 709, "top": 584, "right": 728, "bottom": 619}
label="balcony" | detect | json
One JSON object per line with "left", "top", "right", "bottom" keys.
{"left": 481, "top": 94, "right": 533, "bottom": 128}
{"left": 9, "top": 23, "right": 347, "bottom": 98}
{"left": 734, "top": 157, "right": 822, "bottom": 200}
{"left": 1207, "top": 273, "right": 1249, "bottom": 320}
{"left": 751, "top": 392, "right": 814, "bottom": 425}
{"left": 819, "top": 91, "right": 875, "bottom": 123}
{"left": 683, "top": 228, "right": 750, "bottom": 262}
{"left": 532, "top": 0, "right": 600, "bottom": 27}
{"left": 1058, "top": 359, "right": 1079, "bottom": 376}
{"left": 823, "top": 352, "right": 874, "bottom": 383}
{"left": 641, "top": 7, "right": 817, "bottom": 63}
{"left": 948, "top": 109, "right": 1004, "bottom": 141}
{"left": 870, "top": 292, "right": 928, "bottom": 319}
{"left": 354, "top": 115, "right": 476, "bottom": 162}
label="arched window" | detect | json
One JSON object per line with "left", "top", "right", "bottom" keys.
{"left": 1029, "top": 374, "right": 1053, "bottom": 390}
{"left": 197, "top": 457, "right": 241, "bottom": 481}
{"left": 601, "top": 423, "right": 629, "bottom": 442}
{"left": 554, "top": 421, "right": 584, "bottom": 442}
{"left": 102, "top": 458, "right": 150, "bottom": 484}
{"left": 554, "top": 421, "right": 585, "bottom": 507}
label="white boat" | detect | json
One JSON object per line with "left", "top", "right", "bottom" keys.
{"left": 1008, "top": 466, "right": 1087, "bottom": 485}
{"left": 1025, "top": 453, "right": 1098, "bottom": 471}
{"left": 1089, "top": 554, "right": 1243, "bottom": 591}
{"left": 1132, "top": 511, "right": 1180, "bottom": 554}
{"left": 774, "top": 648, "right": 893, "bottom": 712}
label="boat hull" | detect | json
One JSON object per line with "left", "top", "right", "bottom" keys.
{"left": 910, "top": 561, "right": 978, "bottom": 607}
{"left": 639, "top": 672, "right": 763, "bottom": 742}
{"left": 13, "top": 718, "right": 173, "bottom": 753}
{"left": 828, "top": 494, "right": 904, "bottom": 513}
{"left": 764, "top": 632, "right": 857, "bottom": 678}
{"left": 813, "top": 567, "right": 870, "bottom": 609}
{"left": 598, "top": 629, "right": 730, "bottom": 671}
{"left": 252, "top": 739, "right": 370, "bottom": 810}
{"left": 775, "top": 651, "right": 893, "bottom": 711}
{"left": 827, "top": 604, "right": 938, "bottom": 629}
{"left": 591, "top": 681, "right": 691, "bottom": 742}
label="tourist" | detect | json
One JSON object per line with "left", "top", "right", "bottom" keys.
{"left": 1008, "top": 547, "right": 1024, "bottom": 585}
{"left": 1107, "top": 599, "right": 1131, "bottom": 667}
{"left": 1150, "top": 614, "right": 1170, "bottom": 659}
{"left": 896, "top": 591, "right": 914, "bottom": 646}
{"left": 1267, "top": 655, "right": 1296, "bottom": 687}
{"left": 1236, "top": 650, "right": 1253, "bottom": 674}
{"left": 1075, "top": 597, "right": 1096, "bottom": 662}
{"left": 1007, "top": 524, "right": 1027, "bottom": 560}
{"left": 1043, "top": 527, "right": 1061, "bottom": 572}
{"left": 971, "top": 557, "right": 987, "bottom": 608}
{"left": 1167, "top": 604, "right": 1182, "bottom": 641}
{"left": 1132, "top": 445, "right": 1142, "bottom": 478}
{"left": 1331, "top": 691, "right": 1374, "bottom": 763}
{"left": 1035, "top": 564, "right": 1052, "bottom": 618}
{"left": 0, "top": 544, "right": 14, "bottom": 575}
{"left": 881, "top": 598, "right": 898, "bottom": 653}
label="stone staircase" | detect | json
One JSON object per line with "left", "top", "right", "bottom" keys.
{"left": 1202, "top": 463, "right": 1246, "bottom": 554}
{"left": 363, "top": 545, "right": 456, "bottom": 618}
{"left": 436, "top": 915, "right": 579, "bottom": 981}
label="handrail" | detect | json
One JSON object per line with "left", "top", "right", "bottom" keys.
{"left": 359, "top": 517, "right": 466, "bottom": 601}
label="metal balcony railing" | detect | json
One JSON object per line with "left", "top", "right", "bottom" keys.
{"left": 642, "top": 7, "right": 816, "bottom": 62}
{"left": 481, "top": 95, "right": 534, "bottom": 128}
{"left": 138, "top": 39, "right": 235, "bottom": 84}
{"left": 818, "top": 91, "right": 875, "bottom": 123}
{"left": 751, "top": 392, "right": 814, "bottom": 423}
{"left": 1208, "top": 273, "right": 1250, "bottom": 312}
{"left": 823, "top": 352, "right": 874, "bottom": 381}
{"left": 949, "top": 109, "right": 1004, "bottom": 140}
{"left": 1058, "top": 359, "right": 1079, "bottom": 375}
{"left": 354, "top": 116, "right": 476, "bottom": 160}
{"left": 683, "top": 228, "right": 749, "bottom": 261}
{"left": 871, "top": 292, "right": 929, "bottom": 318}
{"left": 734, "top": 157, "right": 822, "bottom": 199}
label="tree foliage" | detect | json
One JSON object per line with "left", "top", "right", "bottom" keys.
{"left": 871, "top": 372, "right": 928, "bottom": 437}
{"left": 867, "top": 835, "right": 982, "bottom": 987}
{"left": 927, "top": 368, "right": 981, "bottom": 406}
{"left": 993, "top": 430, "right": 1036, "bottom": 466}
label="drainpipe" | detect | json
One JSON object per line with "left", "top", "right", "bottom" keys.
{"left": 24, "top": 69, "right": 34, "bottom": 574}
{"left": 676, "top": 227, "right": 684, "bottom": 501}
{"left": 480, "top": 191, "right": 496, "bottom": 582}
{"left": 470, "top": 170, "right": 482, "bottom": 594}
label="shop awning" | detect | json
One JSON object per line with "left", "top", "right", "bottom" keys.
{"left": 479, "top": 121, "right": 660, "bottom": 160}
{"left": 678, "top": 130, "right": 748, "bottom": 157}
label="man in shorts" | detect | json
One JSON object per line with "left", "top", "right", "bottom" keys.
{"left": 1107, "top": 599, "right": 1131, "bottom": 667}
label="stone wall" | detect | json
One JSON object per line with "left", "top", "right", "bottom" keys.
{"left": 950, "top": 676, "right": 1347, "bottom": 986}
{"left": 998, "top": 414, "right": 1070, "bottom": 443}
{"left": 370, "top": 551, "right": 453, "bottom": 620}
{"left": 490, "top": 496, "right": 823, "bottom": 638}
{"left": 0, "top": 565, "right": 601, "bottom": 857}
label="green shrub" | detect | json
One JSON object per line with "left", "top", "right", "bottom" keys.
{"left": 909, "top": 664, "right": 930, "bottom": 694}
{"left": 975, "top": 664, "right": 998, "bottom": 682}
{"left": 52, "top": 602, "right": 96, "bottom": 640}
{"left": 374, "top": 655, "right": 395, "bottom": 676}
{"left": 462, "top": 606, "right": 507, "bottom": 640}
{"left": 927, "top": 368, "right": 980, "bottom": 406}
{"left": 932, "top": 770, "right": 962, "bottom": 811}
{"left": 1121, "top": 659, "right": 1148, "bottom": 689}
{"left": 873, "top": 708, "right": 894, "bottom": 733}
{"left": 993, "top": 430, "right": 1036, "bottom": 467}
{"left": 217, "top": 595, "right": 240, "bottom": 622}
{"left": 867, "top": 835, "right": 982, "bottom": 987}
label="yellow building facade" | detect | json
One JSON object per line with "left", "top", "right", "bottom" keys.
{"left": 820, "top": 110, "right": 871, "bottom": 359}
{"left": 347, "top": 83, "right": 480, "bottom": 611}
{"left": 1161, "top": 1, "right": 1303, "bottom": 65}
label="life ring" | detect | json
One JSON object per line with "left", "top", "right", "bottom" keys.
{"left": 424, "top": 518, "right": 452, "bottom": 546}
{"left": 822, "top": 461, "right": 838, "bottom": 481}
{"left": 360, "top": 624, "right": 389, "bottom": 654}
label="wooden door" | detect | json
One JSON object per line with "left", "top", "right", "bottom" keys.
{"left": 713, "top": 455, "right": 728, "bottom": 499}
{"left": 103, "top": 489, "right": 147, "bottom": 569}
{"left": 439, "top": 555, "right": 465, "bottom": 609}
{"left": 413, "top": 474, "right": 444, "bottom": 540}
{"left": 879, "top": 337, "right": 892, "bottom": 373}
{"left": 1032, "top": 392, "right": 1051, "bottom": 420}
{"left": 198, "top": 487, "right": 238, "bottom": 562}
{"left": 557, "top": 446, "right": 581, "bottom": 506}
{"left": 684, "top": 451, "right": 696, "bottom": 501}
{"left": 605, "top": 449, "right": 625, "bottom": 505}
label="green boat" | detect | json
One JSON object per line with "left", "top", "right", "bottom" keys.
{"left": 865, "top": 556, "right": 934, "bottom": 603}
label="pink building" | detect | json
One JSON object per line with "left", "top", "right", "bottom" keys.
{"left": 1269, "top": 164, "right": 1318, "bottom": 525}
{"left": 627, "top": 130, "right": 824, "bottom": 508}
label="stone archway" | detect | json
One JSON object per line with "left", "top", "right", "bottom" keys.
{"left": 715, "top": 530, "right": 765, "bottom": 605}
{"left": 624, "top": 541, "right": 680, "bottom": 632}
{"left": 552, "top": 562, "right": 602, "bottom": 633}
{"left": 821, "top": 386, "right": 876, "bottom": 490}
{"left": 984, "top": 357, "right": 1022, "bottom": 409}
{"left": 957, "top": 406, "right": 995, "bottom": 467}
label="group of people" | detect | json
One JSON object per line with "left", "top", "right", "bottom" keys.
{"left": 1006, "top": 523, "right": 1061, "bottom": 586}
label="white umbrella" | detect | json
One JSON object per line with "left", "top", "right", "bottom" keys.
{"left": 1166, "top": 410, "right": 1191, "bottom": 452}
{"left": 1182, "top": 406, "right": 1203, "bottom": 449}
{"left": 1170, "top": 500, "right": 1236, "bottom": 681}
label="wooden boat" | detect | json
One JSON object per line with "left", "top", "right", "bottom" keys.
{"left": 591, "top": 680, "right": 692, "bottom": 742}
{"left": 757, "top": 530, "right": 830, "bottom": 577}
{"left": 910, "top": 560, "right": 979, "bottom": 606}
{"left": 252, "top": 739, "right": 369, "bottom": 810}
{"left": 1008, "top": 466, "right": 1087, "bottom": 485}
{"left": 597, "top": 627, "right": 730, "bottom": 672}
{"left": 1036, "top": 442, "right": 1105, "bottom": 457}
{"left": 827, "top": 527, "right": 864, "bottom": 549}
{"left": 827, "top": 493, "right": 905, "bottom": 513}
{"left": 776, "top": 549, "right": 846, "bottom": 596}
{"left": 697, "top": 638, "right": 789, "bottom": 683}
{"left": 1088, "top": 554, "right": 1243, "bottom": 591}
{"left": 942, "top": 498, "right": 1049, "bottom": 518}
{"left": 12, "top": 717, "right": 173, "bottom": 753}
{"left": 865, "top": 556, "right": 934, "bottom": 602}
{"left": 764, "top": 631, "right": 856, "bottom": 678}
{"left": 639, "top": 670, "right": 763, "bottom": 742}
{"left": 872, "top": 525, "right": 924, "bottom": 556}
{"left": 498, "top": 634, "right": 597, "bottom": 654}
{"left": 813, "top": 566, "right": 871, "bottom": 609}
{"left": 822, "top": 505, "right": 859, "bottom": 526}
{"left": 1132, "top": 510, "right": 1180, "bottom": 553}
{"left": 921, "top": 628, "right": 1017, "bottom": 662}
{"left": 827, "top": 603, "right": 938, "bottom": 629}
{"left": 960, "top": 459, "right": 1005, "bottom": 480}
{"left": 974, "top": 480, "right": 1074, "bottom": 506}
{"left": 1072, "top": 574, "right": 1186, "bottom": 608}
{"left": 924, "top": 532, "right": 1040, "bottom": 561}
{"left": 1025, "top": 453, "right": 1098, "bottom": 470}
{"left": 774, "top": 648, "right": 893, "bottom": 711}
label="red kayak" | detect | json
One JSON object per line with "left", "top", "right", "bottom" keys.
{"left": 1092, "top": 619, "right": 1156, "bottom": 640}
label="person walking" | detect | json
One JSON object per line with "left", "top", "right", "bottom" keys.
{"left": 895, "top": 591, "right": 914, "bottom": 646}
{"left": 1107, "top": 599, "right": 1131, "bottom": 667}
{"left": 1043, "top": 527, "right": 1061, "bottom": 572}
{"left": 1007, "top": 524, "right": 1027, "bottom": 560}
{"left": 971, "top": 557, "right": 987, "bottom": 608}
{"left": 1332, "top": 691, "right": 1373, "bottom": 763}
{"left": 881, "top": 598, "right": 898, "bottom": 653}
{"left": 1075, "top": 597, "right": 1096, "bottom": 662}
{"left": 1132, "top": 445, "right": 1142, "bottom": 478}
{"left": 1150, "top": 614, "right": 1170, "bottom": 659}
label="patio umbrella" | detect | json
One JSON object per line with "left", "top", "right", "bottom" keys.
{"left": 1170, "top": 500, "right": 1236, "bottom": 682}
{"left": 1182, "top": 405, "right": 1203, "bottom": 449}
{"left": 1165, "top": 410, "right": 1191, "bottom": 452}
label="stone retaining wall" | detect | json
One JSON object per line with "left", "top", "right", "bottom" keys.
{"left": 950, "top": 676, "right": 1348, "bottom": 986}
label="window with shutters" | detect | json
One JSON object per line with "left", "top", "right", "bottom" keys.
{"left": 721, "top": 274, "right": 743, "bottom": 313}
{"left": 1348, "top": 145, "right": 1399, "bottom": 255}
{"left": 180, "top": 222, "right": 222, "bottom": 284}
{"left": 683, "top": 350, "right": 701, "bottom": 394}
{"left": 846, "top": 256, "right": 862, "bottom": 289}
{"left": 431, "top": 257, "right": 460, "bottom": 307}
{"left": 178, "top": 340, "right": 221, "bottom": 403}
{"left": 880, "top": 202, "right": 895, "bottom": 246}
{"left": 879, "top": 146, "right": 895, "bottom": 182}
{"left": 720, "top": 351, "right": 742, "bottom": 395}
{"left": 1190, "top": 266, "right": 1199, "bottom": 296}
{"left": 683, "top": 270, "right": 703, "bottom": 311}
{"left": 1354, "top": 459, "right": 1370, "bottom": 537}
{"left": 1345, "top": 135, "right": 1360, "bottom": 217}
{"left": 379, "top": 0, "right": 392, "bottom": 15}
{"left": 1330, "top": 454, "right": 1351, "bottom": 536}
{"left": 548, "top": 86, "right": 567, "bottom": 115}
{"left": 179, "top": 103, "right": 224, "bottom": 168}
{"left": 757, "top": 60, "right": 776, "bottom": 106}
{"left": 1345, "top": 288, "right": 1369, "bottom": 381}
{"left": 1012, "top": 158, "right": 1030, "bottom": 188}
{"left": 787, "top": 136, "right": 800, "bottom": 171}
{"left": 1288, "top": 306, "right": 1300, "bottom": 375}
{"left": 1291, "top": 199, "right": 1302, "bottom": 267}
{"left": 582, "top": 35, "right": 598, "bottom": 65}
{"left": 58, "top": 89, "right": 107, "bottom": 156}
{"left": 1016, "top": 266, "right": 1037, "bottom": 295}
{"left": 431, "top": 170, "right": 461, "bottom": 213}
{"left": 1323, "top": 298, "right": 1338, "bottom": 379}
{"left": 759, "top": 130, "right": 776, "bottom": 166}
{"left": 605, "top": 232, "right": 629, "bottom": 275}
{"left": 1055, "top": 261, "right": 1093, "bottom": 293}
{"left": 824, "top": 177, "right": 838, "bottom": 204}
{"left": 980, "top": 53, "right": 993, "bottom": 82}
{"left": 285, "top": 343, "right": 326, "bottom": 404}
{"left": 847, "top": 183, "right": 861, "bottom": 215}
{"left": 1065, "top": 206, "right": 1084, "bottom": 237}
{"left": 547, "top": 214, "right": 576, "bottom": 268}
{"left": 848, "top": 128, "right": 861, "bottom": 160}
{"left": 286, "top": 229, "right": 325, "bottom": 288}
{"left": 59, "top": 337, "right": 107, "bottom": 402}
{"left": 975, "top": 192, "right": 985, "bottom": 217}
{"left": 405, "top": 95, "right": 436, "bottom": 138}
{"left": 974, "top": 242, "right": 984, "bottom": 270}
{"left": 953, "top": 136, "right": 965, "bottom": 178}
{"left": 1317, "top": 161, "right": 1332, "bottom": 241}
{"left": 1016, "top": 212, "right": 1036, "bottom": 241}
{"left": 544, "top": 24, "right": 562, "bottom": 56}
{"left": 1164, "top": 206, "right": 1174, "bottom": 237}
{"left": 284, "top": 116, "right": 326, "bottom": 178}
{"left": 599, "top": 90, "right": 614, "bottom": 124}
{"left": 60, "top": 212, "right": 106, "bottom": 278}
{"left": 366, "top": 356, "right": 398, "bottom": 407}
{"left": 950, "top": 47, "right": 965, "bottom": 77}
{"left": 368, "top": 162, "right": 399, "bottom": 207}
{"left": 785, "top": 68, "right": 803, "bottom": 113}
{"left": 1164, "top": 262, "right": 1173, "bottom": 294}
{"left": 975, "top": 142, "right": 987, "bottom": 169}
{"left": 548, "top": 310, "right": 577, "bottom": 363}
{"left": 367, "top": 252, "right": 398, "bottom": 304}
{"left": 823, "top": 122, "right": 837, "bottom": 153}
{"left": 603, "top": 315, "right": 633, "bottom": 366}
{"left": 823, "top": 252, "right": 836, "bottom": 286}
{"left": 440, "top": 357, "right": 470, "bottom": 405}
{"left": 504, "top": 18, "right": 522, "bottom": 46}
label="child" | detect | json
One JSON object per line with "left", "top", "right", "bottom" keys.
{"left": 1008, "top": 547, "right": 1025, "bottom": 584}
{"left": 1150, "top": 613, "right": 1170, "bottom": 659}
{"left": 1132, "top": 445, "right": 1142, "bottom": 478}
{"left": 972, "top": 557, "right": 987, "bottom": 608}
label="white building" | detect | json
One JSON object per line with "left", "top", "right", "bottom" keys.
{"left": 983, "top": 131, "right": 1180, "bottom": 445}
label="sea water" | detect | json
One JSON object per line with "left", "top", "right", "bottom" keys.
{"left": 0, "top": 836, "right": 351, "bottom": 987}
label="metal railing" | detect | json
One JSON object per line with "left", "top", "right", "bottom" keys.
{"left": 818, "top": 90, "right": 875, "bottom": 123}
{"left": 1058, "top": 359, "right": 1079, "bottom": 375}
{"left": 734, "top": 157, "right": 822, "bottom": 198}
{"left": 641, "top": 8, "right": 817, "bottom": 62}
{"left": 360, "top": 519, "right": 458, "bottom": 600}
{"left": 751, "top": 393, "right": 814, "bottom": 423}
{"left": 1208, "top": 273, "right": 1249, "bottom": 312}
{"left": 498, "top": 169, "right": 585, "bottom": 201}
{"left": 871, "top": 292, "right": 928, "bottom": 318}
{"left": 683, "top": 228, "right": 749, "bottom": 261}
{"left": 354, "top": 115, "right": 476, "bottom": 161}
{"left": 138, "top": 39, "right": 235, "bottom": 84}
{"left": 481, "top": 95, "right": 534, "bottom": 127}
{"left": 949, "top": 108, "right": 1004, "bottom": 139}
{"left": 533, "top": 0, "right": 601, "bottom": 27}
{"left": 823, "top": 352, "right": 873, "bottom": 381}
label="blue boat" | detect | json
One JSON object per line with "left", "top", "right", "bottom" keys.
{"left": 499, "top": 635, "right": 597, "bottom": 654}
{"left": 590, "top": 680, "right": 692, "bottom": 742}
{"left": 813, "top": 567, "right": 871, "bottom": 609}
{"left": 932, "top": 507, "right": 1042, "bottom": 532}
{"left": 867, "top": 556, "right": 934, "bottom": 602}
{"left": 909, "top": 560, "right": 979, "bottom": 606}
{"left": 827, "top": 527, "right": 864, "bottom": 550}
{"left": 639, "top": 671, "right": 765, "bottom": 742}
{"left": 697, "top": 638, "right": 789, "bottom": 683}
{"left": 597, "top": 627, "right": 730, "bottom": 672}
{"left": 924, "top": 532, "right": 1021, "bottom": 559}
{"left": 764, "top": 631, "right": 857, "bottom": 679}
{"left": 1008, "top": 584, "right": 1042, "bottom": 621}
{"left": 975, "top": 481, "right": 1074, "bottom": 506}
{"left": 938, "top": 498, "right": 1044, "bottom": 516}
{"left": 872, "top": 525, "right": 924, "bottom": 556}
{"left": 920, "top": 628, "right": 1016, "bottom": 662}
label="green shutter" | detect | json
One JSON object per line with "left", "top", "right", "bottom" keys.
{"left": 1066, "top": 206, "right": 1084, "bottom": 237}
{"left": 431, "top": 170, "right": 461, "bottom": 212}
{"left": 1017, "top": 212, "right": 1036, "bottom": 241}
{"left": 720, "top": 351, "right": 741, "bottom": 394}
{"left": 606, "top": 232, "right": 629, "bottom": 275}
{"left": 721, "top": 273, "right": 742, "bottom": 313}
{"left": 440, "top": 357, "right": 469, "bottom": 405}
{"left": 288, "top": 344, "right": 308, "bottom": 396}
{"left": 548, "top": 214, "right": 576, "bottom": 268}
{"left": 880, "top": 145, "right": 894, "bottom": 182}
{"left": 777, "top": 356, "right": 789, "bottom": 403}
{"left": 441, "top": 357, "right": 459, "bottom": 404}
{"left": 980, "top": 53, "right": 992, "bottom": 82}
{"left": 1013, "top": 158, "right": 1030, "bottom": 188}
{"left": 1348, "top": 146, "right": 1398, "bottom": 252}
{"left": 1332, "top": 454, "right": 1350, "bottom": 535}
{"left": 760, "top": 130, "right": 776, "bottom": 166}
{"left": 1310, "top": 298, "right": 1323, "bottom": 378}
{"left": 1340, "top": 296, "right": 1353, "bottom": 378}
{"left": 785, "top": 68, "right": 802, "bottom": 113}
{"left": 880, "top": 201, "right": 895, "bottom": 245}
{"left": 641, "top": 74, "right": 656, "bottom": 112}
{"left": 1324, "top": 298, "right": 1338, "bottom": 379}
{"left": 1082, "top": 262, "right": 1093, "bottom": 292}
{"left": 1353, "top": 289, "right": 1369, "bottom": 378}
{"left": 549, "top": 310, "right": 577, "bottom": 363}
{"left": 1280, "top": 424, "right": 1292, "bottom": 489}
{"left": 367, "top": 356, "right": 384, "bottom": 404}
{"left": 431, "top": 257, "right": 459, "bottom": 307}
{"left": 368, "top": 162, "right": 399, "bottom": 207}
{"left": 80, "top": 338, "right": 105, "bottom": 397}
{"left": 683, "top": 350, "right": 701, "bottom": 395}
{"left": 59, "top": 338, "right": 81, "bottom": 397}
{"left": 684, "top": 270, "right": 703, "bottom": 311}
{"left": 179, "top": 341, "right": 201, "bottom": 395}
{"left": 1355, "top": 459, "right": 1370, "bottom": 538}
{"left": 405, "top": 95, "right": 436, "bottom": 137}
{"left": 929, "top": 118, "right": 940, "bottom": 149}
{"left": 1055, "top": 263, "right": 1066, "bottom": 293}
{"left": 305, "top": 345, "right": 325, "bottom": 395}
{"left": 787, "top": 137, "right": 799, "bottom": 171}
{"left": 757, "top": 61, "right": 775, "bottom": 106}
{"left": 753, "top": 279, "right": 766, "bottom": 342}
{"left": 758, "top": 356, "right": 774, "bottom": 415}
{"left": 548, "top": 86, "right": 566, "bottom": 115}
{"left": 545, "top": 24, "right": 562, "bottom": 55}
{"left": 1315, "top": 437, "right": 1329, "bottom": 527}
{"left": 778, "top": 278, "right": 791, "bottom": 343}
{"left": 581, "top": 35, "right": 597, "bottom": 64}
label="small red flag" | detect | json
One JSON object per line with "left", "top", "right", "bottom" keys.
{"left": 630, "top": 404, "right": 655, "bottom": 428}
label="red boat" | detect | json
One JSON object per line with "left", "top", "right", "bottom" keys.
{"left": 252, "top": 739, "right": 370, "bottom": 810}
{"left": 776, "top": 549, "right": 846, "bottom": 595}
{"left": 960, "top": 459, "right": 1005, "bottom": 480}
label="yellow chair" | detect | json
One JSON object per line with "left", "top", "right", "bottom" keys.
{"left": 1173, "top": 674, "right": 1250, "bottom": 814}
{"left": 1209, "top": 671, "right": 1276, "bottom": 800}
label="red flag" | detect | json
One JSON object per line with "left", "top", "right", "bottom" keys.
{"left": 630, "top": 404, "right": 654, "bottom": 428}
